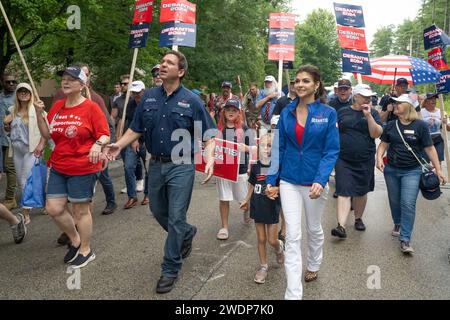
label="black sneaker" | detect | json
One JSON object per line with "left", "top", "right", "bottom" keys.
{"left": 69, "top": 251, "right": 96, "bottom": 269}
{"left": 354, "top": 218, "right": 366, "bottom": 231}
{"left": 64, "top": 244, "right": 81, "bottom": 264}
{"left": 331, "top": 224, "right": 347, "bottom": 239}
{"left": 181, "top": 226, "right": 197, "bottom": 259}
{"left": 57, "top": 232, "right": 71, "bottom": 246}
{"left": 102, "top": 203, "right": 118, "bottom": 215}
{"left": 11, "top": 213, "right": 27, "bottom": 244}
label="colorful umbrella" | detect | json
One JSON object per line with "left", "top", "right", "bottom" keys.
{"left": 361, "top": 55, "right": 441, "bottom": 85}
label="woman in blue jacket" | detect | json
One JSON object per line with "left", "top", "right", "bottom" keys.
{"left": 266, "top": 65, "right": 339, "bottom": 300}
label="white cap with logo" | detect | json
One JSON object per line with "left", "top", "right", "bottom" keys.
{"left": 391, "top": 94, "right": 416, "bottom": 106}
{"left": 264, "top": 75, "right": 276, "bottom": 83}
{"left": 130, "top": 80, "right": 146, "bottom": 93}
{"left": 353, "top": 84, "right": 377, "bottom": 97}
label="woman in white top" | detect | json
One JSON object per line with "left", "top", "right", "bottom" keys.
{"left": 420, "top": 93, "right": 445, "bottom": 163}
{"left": 4, "top": 83, "right": 46, "bottom": 224}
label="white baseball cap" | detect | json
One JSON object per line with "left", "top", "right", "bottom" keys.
{"left": 353, "top": 84, "right": 377, "bottom": 97}
{"left": 130, "top": 80, "right": 145, "bottom": 93}
{"left": 391, "top": 94, "right": 415, "bottom": 106}
{"left": 264, "top": 75, "right": 276, "bottom": 83}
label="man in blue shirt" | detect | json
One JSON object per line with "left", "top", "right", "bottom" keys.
{"left": 106, "top": 51, "right": 216, "bottom": 294}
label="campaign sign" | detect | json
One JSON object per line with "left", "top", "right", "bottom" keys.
{"left": 424, "top": 24, "right": 450, "bottom": 50}
{"left": 436, "top": 70, "right": 450, "bottom": 94}
{"left": 160, "top": 0, "right": 196, "bottom": 24}
{"left": 133, "top": 0, "right": 154, "bottom": 24}
{"left": 342, "top": 49, "right": 371, "bottom": 75}
{"left": 337, "top": 25, "right": 368, "bottom": 51}
{"left": 334, "top": 3, "right": 365, "bottom": 27}
{"left": 269, "top": 44, "right": 295, "bottom": 62}
{"left": 128, "top": 23, "right": 150, "bottom": 49}
{"left": 159, "top": 22, "right": 196, "bottom": 48}
{"left": 269, "top": 28, "right": 295, "bottom": 46}
{"left": 428, "top": 47, "right": 449, "bottom": 71}
{"left": 195, "top": 138, "right": 240, "bottom": 183}
{"left": 269, "top": 13, "right": 296, "bottom": 29}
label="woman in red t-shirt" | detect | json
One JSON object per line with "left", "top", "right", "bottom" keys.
{"left": 34, "top": 66, "right": 110, "bottom": 269}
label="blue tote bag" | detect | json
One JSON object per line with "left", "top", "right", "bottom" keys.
{"left": 21, "top": 157, "right": 47, "bottom": 208}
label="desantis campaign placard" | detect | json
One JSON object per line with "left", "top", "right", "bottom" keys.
{"left": 337, "top": 25, "right": 368, "bottom": 51}
{"left": 133, "top": 0, "right": 153, "bottom": 24}
{"left": 342, "top": 49, "right": 371, "bottom": 75}
{"left": 424, "top": 24, "right": 450, "bottom": 50}
{"left": 269, "top": 13, "right": 296, "bottom": 29}
{"left": 159, "top": 22, "right": 196, "bottom": 48}
{"left": 160, "top": 0, "right": 196, "bottom": 24}
{"left": 269, "top": 44, "right": 295, "bottom": 62}
{"left": 195, "top": 138, "right": 240, "bottom": 183}
{"left": 269, "top": 29, "right": 295, "bottom": 46}
{"left": 128, "top": 23, "right": 150, "bottom": 49}
{"left": 436, "top": 70, "right": 450, "bottom": 94}
{"left": 334, "top": 3, "right": 365, "bottom": 28}
{"left": 428, "top": 47, "right": 449, "bottom": 71}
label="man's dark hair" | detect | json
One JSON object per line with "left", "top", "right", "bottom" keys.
{"left": 162, "top": 50, "right": 188, "bottom": 80}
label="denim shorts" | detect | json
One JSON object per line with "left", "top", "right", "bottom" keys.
{"left": 47, "top": 168, "right": 99, "bottom": 203}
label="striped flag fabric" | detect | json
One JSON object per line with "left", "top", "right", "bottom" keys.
{"left": 361, "top": 55, "right": 441, "bottom": 85}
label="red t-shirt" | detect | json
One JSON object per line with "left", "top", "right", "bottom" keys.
{"left": 47, "top": 99, "right": 110, "bottom": 175}
{"left": 295, "top": 122, "right": 304, "bottom": 146}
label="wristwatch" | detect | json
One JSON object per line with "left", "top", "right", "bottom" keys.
{"left": 95, "top": 140, "right": 103, "bottom": 147}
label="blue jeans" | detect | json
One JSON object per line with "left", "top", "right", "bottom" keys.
{"left": 384, "top": 165, "right": 422, "bottom": 242}
{"left": 122, "top": 143, "right": 146, "bottom": 199}
{"left": 98, "top": 167, "right": 116, "bottom": 206}
{"left": 148, "top": 160, "right": 196, "bottom": 278}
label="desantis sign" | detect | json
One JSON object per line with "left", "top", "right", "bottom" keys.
{"left": 269, "top": 29, "right": 295, "bottom": 46}
{"left": 428, "top": 47, "right": 449, "bottom": 71}
{"left": 195, "top": 139, "right": 240, "bottom": 183}
{"left": 269, "top": 13, "right": 296, "bottom": 29}
{"left": 334, "top": 3, "right": 365, "bottom": 28}
{"left": 159, "top": 22, "right": 196, "bottom": 48}
{"left": 160, "top": 0, "right": 196, "bottom": 24}
{"left": 128, "top": 23, "right": 150, "bottom": 49}
{"left": 342, "top": 49, "right": 371, "bottom": 75}
{"left": 436, "top": 70, "right": 450, "bottom": 94}
{"left": 269, "top": 44, "right": 295, "bottom": 62}
{"left": 424, "top": 24, "right": 450, "bottom": 50}
{"left": 337, "top": 25, "right": 368, "bottom": 51}
{"left": 132, "top": 0, "right": 153, "bottom": 24}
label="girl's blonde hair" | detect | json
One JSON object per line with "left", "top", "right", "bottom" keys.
{"left": 399, "top": 102, "right": 420, "bottom": 121}
{"left": 12, "top": 84, "right": 34, "bottom": 124}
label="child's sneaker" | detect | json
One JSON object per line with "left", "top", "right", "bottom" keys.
{"left": 254, "top": 265, "right": 268, "bottom": 284}
{"left": 275, "top": 240, "right": 284, "bottom": 265}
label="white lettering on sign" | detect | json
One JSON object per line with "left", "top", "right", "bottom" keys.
{"left": 67, "top": 5, "right": 81, "bottom": 30}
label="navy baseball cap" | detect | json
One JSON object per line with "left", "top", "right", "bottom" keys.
{"left": 224, "top": 98, "right": 241, "bottom": 110}
{"left": 419, "top": 171, "right": 442, "bottom": 200}
{"left": 63, "top": 66, "right": 87, "bottom": 84}
{"left": 396, "top": 78, "right": 409, "bottom": 86}
{"left": 424, "top": 92, "right": 439, "bottom": 100}
{"left": 221, "top": 81, "right": 232, "bottom": 88}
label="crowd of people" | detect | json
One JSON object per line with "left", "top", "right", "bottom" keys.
{"left": 0, "top": 51, "right": 448, "bottom": 299}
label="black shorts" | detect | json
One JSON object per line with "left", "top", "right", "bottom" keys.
{"left": 250, "top": 198, "right": 280, "bottom": 225}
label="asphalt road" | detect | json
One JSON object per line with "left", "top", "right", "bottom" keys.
{"left": 1, "top": 162, "right": 449, "bottom": 300}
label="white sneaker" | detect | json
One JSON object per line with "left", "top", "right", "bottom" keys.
{"left": 121, "top": 187, "right": 127, "bottom": 194}
{"left": 136, "top": 180, "right": 144, "bottom": 193}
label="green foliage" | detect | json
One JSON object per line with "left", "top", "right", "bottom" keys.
{"left": 370, "top": 26, "right": 395, "bottom": 57}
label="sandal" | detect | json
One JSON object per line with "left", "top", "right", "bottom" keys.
{"left": 304, "top": 270, "right": 318, "bottom": 282}
{"left": 216, "top": 228, "right": 229, "bottom": 240}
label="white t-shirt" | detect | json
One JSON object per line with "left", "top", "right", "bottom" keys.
{"left": 421, "top": 108, "right": 442, "bottom": 136}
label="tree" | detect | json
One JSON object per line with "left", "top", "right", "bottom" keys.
{"left": 294, "top": 9, "right": 341, "bottom": 85}
{"left": 370, "top": 26, "right": 395, "bottom": 57}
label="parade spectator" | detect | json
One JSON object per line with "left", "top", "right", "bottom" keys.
{"left": 331, "top": 84, "right": 383, "bottom": 239}
{"left": 214, "top": 81, "right": 238, "bottom": 123}
{"left": 105, "top": 51, "right": 216, "bottom": 294}
{"left": 328, "top": 79, "right": 353, "bottom": 113}
{"left": 420, "top": 93, "right": 444, "bottom": 163}
{"left": 380, "top": 78, "right": 415, "bottom": 123}
{"left": 242, "top": 83, "right": 261, "bottom": 130}
{"left": 327, "top": 82, "right": 338, "bottom": 102}
{"left": 108, "top": 82, "right": 122, "bottom": 114}
{"left": 240, "top": 133, "right": 284, "bottom": 284}
{"left": 256, "top": 75, "right": 283, "bottom": 129}
{"left": 151, "top": 64, "right": 163, "bottom": 87}
{"left": 266, "top": 65, "right": 339, "bottom": 300}
{"left": 215, "top": 98, "right": 252, "bottom": 241}
{"left": 34, "top": 66, "right": 110, "bottom": 269}
{"left": 272, "top": 79, "right": 298, "bottom": 116}
{"left": 3, "top": 83, "right": 47, "bottom": 225}
{"left": 376, "top": 94, "right": 446, "bottom": 254}
{"left": 0, "top": 146, "right": 26, "bottom": 244}
{"left": 0, "top": 72, "right": 18, "bottom": 210}
{"left": 207, "top": 93, "right": 217, "bottom": 121}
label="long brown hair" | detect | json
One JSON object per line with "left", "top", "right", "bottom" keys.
{"left": 296, "top": 65, "right": 327, "bottom": 104}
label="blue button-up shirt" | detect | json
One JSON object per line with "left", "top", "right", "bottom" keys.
{"left": 257, "top": 91, "right": 284, "bottom": 125}
{"left": 0, "top": 92, "right": 14, "bottom": 147}
{"left": 130, "top": 85, "right": 217, "bottom": 158}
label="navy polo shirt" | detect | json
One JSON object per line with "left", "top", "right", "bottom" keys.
{"left": 130, "top": 85, "right": 217, "bottom": 158}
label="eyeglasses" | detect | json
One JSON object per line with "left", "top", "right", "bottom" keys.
{"left": 121, "top": 82, "right": 129, "bottom": 86}
{"left": 5, "top": 80, "right": 17, "bottom": 85}
{"left": 152, "top": 72, "right": 160, "bottom": 78}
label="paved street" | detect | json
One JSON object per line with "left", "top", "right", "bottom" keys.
{"left": 1, "top": 162, "right": 449, "bottom": 300}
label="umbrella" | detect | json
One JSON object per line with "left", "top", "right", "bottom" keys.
{"left": 361, "top": 54, "right": 441, "bottom": 86}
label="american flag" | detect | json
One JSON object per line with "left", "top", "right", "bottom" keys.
{"left": 361, "top": 55, "right": 441, "bottom": 85}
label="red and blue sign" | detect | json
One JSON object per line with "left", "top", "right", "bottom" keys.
{"left": 424, "top": 24, "right": 450, "bottom": 50}
{"left": 337, "top": 25, "right": 368, "bottom": 51}
{"left": 269, "top": 13, "right": 296, "bottom": 29}
{"left": 334, "top": 3, "right": 365, "bottom": 28}
{"left": 436, "top": 70, "right": 450, "bottom": 94}
{"left": 160, "top": 0, "right": 196, "bottom": 24}
{"left": 133, "top": 0, "right": 154, "bottom": 24}
{"left": 269, "top": 29, "right": 295, "bottom": 46}
{"left": 159, "top": 22, "right": 196, "bottom": 48}
{"left": 269, "top": 44, "right": 295, "bottom": 62}
{"left": 129, "top": 23, "right": 150, "bottom": 49}
{"left": 342, "top": 49, "right": 371, "bottom": 75}
{"left": 428, "top": 47, "right": 449, "bottom": 71}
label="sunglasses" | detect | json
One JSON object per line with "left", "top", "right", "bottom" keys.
{"left": 152, "top": 72, "right": 160, "bottom": 78}
{"left": 5, "top": 80, "right": 17, "bottom": 85}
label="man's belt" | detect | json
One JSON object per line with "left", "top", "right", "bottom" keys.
{"left": 150, "top": 155, "right": 172, "bottom": 163}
